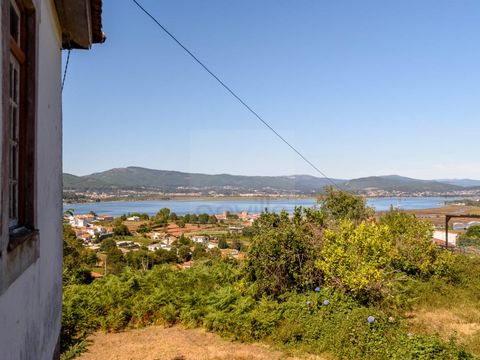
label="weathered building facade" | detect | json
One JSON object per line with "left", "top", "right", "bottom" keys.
{"left": 0, "top": 1, "right": 103, "bottom": 358}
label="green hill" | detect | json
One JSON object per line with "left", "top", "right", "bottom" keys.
{"left": 63, "top": 167, "right": 343, "bottom": 194}
{"left": 343, "top": 175, "right": 462, "bottom": 193}
{"left": 63, "top": 167, "right": 468, "bottom": 194}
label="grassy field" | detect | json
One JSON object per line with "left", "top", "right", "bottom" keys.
{"left": 405, "top": 255, "right": 480, "bottom": 354}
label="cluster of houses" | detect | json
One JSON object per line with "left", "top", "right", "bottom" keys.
{"left": 65, "top": 214, "right": 114, "bottom": 245}
{"left": 65, "top": 210, "right": 256, "bottom": 258}
{"left": 145, "top": 234, "right": 218, "bottom": 252}
{"left": 215, "top": 210, "right": 260, "bottom": 224}
{"left": 146, "top": 233, "right": 174, "bottom": 252}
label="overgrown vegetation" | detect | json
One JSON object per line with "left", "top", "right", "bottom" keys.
{"left": 458, "top": 226, "right": 480, "bottom": 248}
{"left": 61, "top": 188, "right": 480, "bottom": 359}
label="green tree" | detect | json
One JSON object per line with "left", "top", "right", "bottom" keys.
{"left": 105, "top": 247, "right": 126, "bottom": 275}
{"left": 226, "top": 211, "right": 239, "bottom": 220}
{"left": 465, "top": 225, "right": 480, "bottom": 239}
{"left": 125, "top": 249, "right": 153, "bottom": 270}
{"left": 242, "top": 226, "right": 258, "bottom": 238}
{"left": 176, "top": 219, "right": 186, "bottom": 228}
{"left": 456, "top": 225, "right": 480, "bottom": 247}
{"left": 156, "top": 208, "right": 171, "bottom": 222}
{"left": 63, "top": 225, "right": 93, "bottom": 285}
{"left": 63, "top": 208, "right": 74, "bottom": 217}
{"left": 192, "top": 243, "right": 207, "bottom": 260}
{"left": 113, "top": 224, "right": 131, "bottom": 236}
{"left": 318, "top": 186, "right": 374, "bottom": 223}
{"left": 208, "top": 215, "right": 218, "bottom": 224}
{"left": 178, "top": 245, "right": 192, "bottom": 262}
{"left": 137, "top": 224, "right": 150, "bottom": 234}
{"left": 218, "top": 237, "right": 229, "bottom": 249}
{"left": 177, "top": 234, "right": 191, "bottom": 246}
{"left": 380, "top": 210, "right": 443, "bottom": 276}
{"left": 198, "top": 213, "right": 210, "bottom": 224}
{"left": 246, "top": 212, "right": 320, "bottom": 297}
{"left": 231, "top": 237, "right": 243, "bottom": 251}
{"left": 154, "top": 248, "right": 178, "bottom": 264}
{"left": 100, "top": 238, "right": 117, "bottom": 252}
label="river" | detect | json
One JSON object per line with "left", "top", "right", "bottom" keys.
{"left": 63, "top": 197, "right": 454, "bottom": 217}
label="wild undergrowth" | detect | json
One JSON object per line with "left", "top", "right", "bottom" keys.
{"left": 61, "top": 188, "right": 480, "bottom": 359}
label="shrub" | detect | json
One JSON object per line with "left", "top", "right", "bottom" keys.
{"left": 458, "top": 226, "right": 480, "bottom": 247}
{"left": 245, "top": 210, "right": 321, "bottom": 297}
{"left": 318, "top": 187, "right": 374, "bottom": 223}
{"left": 380, "top": 210, "right": 447, "bottom": 276}
{"left": 318, "top": 221, "right": 394, "bottom": 302}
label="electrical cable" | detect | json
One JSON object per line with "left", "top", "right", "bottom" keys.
{"left": 132, "top": 0, "right": 343, "bottom": 190}
{"left": 61, "top": 49, "right": 71, "bottom": 92}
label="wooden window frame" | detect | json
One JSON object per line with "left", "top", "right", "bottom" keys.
{"left": 0, "top": 0, "right": 38, "bottom": 293}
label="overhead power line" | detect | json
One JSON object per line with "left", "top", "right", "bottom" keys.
{"left": 132, "top": 0, "right": 342, "bottom": 190}
{"left": 61, "top": 49, "right": 71, "bottom": 92}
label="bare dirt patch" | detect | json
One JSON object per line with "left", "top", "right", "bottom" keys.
{"left": 78, "top": 326, "right": 328, "bottom": 360}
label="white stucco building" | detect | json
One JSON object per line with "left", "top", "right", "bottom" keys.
{"left": 192, "top": 235, "right": 209, "bottom": 245}
{"left": 0, "top": 1, "right": 104, "bottom": 359}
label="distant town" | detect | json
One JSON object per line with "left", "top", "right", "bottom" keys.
{"left": 63, "top": 187, "right": 480, "bottom": 204}
{"left": 63, "top": 167, "right": 480, "bottom": 203}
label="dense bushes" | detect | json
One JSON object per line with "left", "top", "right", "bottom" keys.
{"left": 245, "top": 210, "right": 321, "bottom": 296}
{"left": 246, "top": 203, "right": 452, "bottom": 302}
{"left": 380, "top": 210, "right": 453, "bottom": 276}
{"left": 458, "top": 225, "right": 480, "bottom": 247}
{"left": 319, "top": 221, "right": 394, "bottom": 302}
{"left": 63, "top": 226, "right": 96, "bottom": 286}
{"left": 62, "top": 190, "right": 476, "bottom": 359}
{"left": 62, "top": 259, "right": 475, "bottom": 359}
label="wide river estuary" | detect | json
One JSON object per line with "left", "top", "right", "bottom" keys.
{"left": 64, "top": 197, "right": 455, "bottom": 217}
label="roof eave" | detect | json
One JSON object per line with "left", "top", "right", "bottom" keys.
{"left": 54, "top": 0, "right": 105, "bottom": 50}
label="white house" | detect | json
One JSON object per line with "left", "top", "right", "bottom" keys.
{"left": 70, "top": 217, "right": 90, "bottom": 228}
{"left": 0, "top": 1, "right": 104, "bottom": 359}
{"left": 148, "top": 243, "right": 162, "bottom": 252}
{"left": 127, "top": 216, "right": 141, "bottom": 221}
{"left": 192, "top": 235, "right": 209, "bottom": 245}
{"left": 147, "top": 243, "right": 172, "bottom": 252}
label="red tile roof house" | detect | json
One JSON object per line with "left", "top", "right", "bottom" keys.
{"left": 0, "top": 1, "right": 104, "bottom": 359}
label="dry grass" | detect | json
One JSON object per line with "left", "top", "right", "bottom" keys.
{"left": 407, "top": 301, "right": 480, "bottom": 354}
{"left": 409, "top": 308, "right": 480, "bottom": 338}
{"left": 78, "top": 326, "right": 329, "bottom": 360}
{"left": 124, "top": 220, "right": 149, "bottom": 232}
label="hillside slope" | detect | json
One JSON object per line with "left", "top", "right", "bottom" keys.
{"left": 63, "top": 167, "right": 472, "bottom": 194}
{"left": 64, "top": 167, "right": 343, "bottom": 194}
{"left": 343, "top": 175, "right": 462, "bottom": 192}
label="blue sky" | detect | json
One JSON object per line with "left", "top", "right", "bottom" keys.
{"left": 63, "top": 0, "right": 480, "bottom": 179}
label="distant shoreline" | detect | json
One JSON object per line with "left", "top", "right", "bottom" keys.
{"left": 63, "top": 195, "right": 317, "bottom": 205}
{"left": 62, "top": 194, "right": 471, "bottom": 206}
